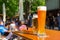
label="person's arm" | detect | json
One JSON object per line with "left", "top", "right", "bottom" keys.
{"left": 6, "top": 30, "right": 10, "bottom": 33}
{"left": 14, "top": 25, "right": 18, "bottom": 31}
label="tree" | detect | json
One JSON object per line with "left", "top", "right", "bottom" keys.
{"left": 24, "top": 0, "right": 46, "bottom": 19}
{"left": 0, "top": 0, "right": 19, "bottom": 18}
{"left": 0, "top": 0, "right": 46, "bottom": 18}
{"left": 24, "top": 0, "right": 30, "bottom": 19}
{"left": 31, "top": 0, "right": 46, "bottom": 13}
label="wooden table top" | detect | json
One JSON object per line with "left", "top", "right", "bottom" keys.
{"left": 13, "top": 29, "right": 60, "bottom": 40}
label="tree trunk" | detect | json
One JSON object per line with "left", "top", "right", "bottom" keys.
{"left": 24, "top": 0, "right": 30, "bottom": 20}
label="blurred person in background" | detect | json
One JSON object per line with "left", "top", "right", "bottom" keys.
{"left": 19, "top": 21, "right": 27, "bottom": 31}
{"left": 56, "top": 13, "right": 60, "bottom": 30}
{"left": 6, "top": 21, "right": 18, "bottom": 40}
{"left": 28, "top": 13, "right": 33, "bottom": 27}
{"left": 0, "top": 21, "right": 9, "bottom": 40}
{"left": 15, "top": 19, "right": 19, "bottom": 28}
{"left": 10, "top": 21, "right": 18, "bottom": 31}
{"left": 48, "top": 13, "right": 54, "bottom": 29}
{"left": 0, "top": 21, "right": 8, "bottom": 35}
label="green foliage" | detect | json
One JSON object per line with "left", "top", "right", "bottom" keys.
{"left": 31, "top": 0, "right": 46, "bottom": 13}
{"left": 0, "top": 0, "right": 19, "bottom": 17}
{"left": 0, "top": 0, "right": 46, "bottom": 17}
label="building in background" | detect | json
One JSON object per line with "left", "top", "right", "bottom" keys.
{"left": 46, "top": 0, "right": 60, "bottom": 16}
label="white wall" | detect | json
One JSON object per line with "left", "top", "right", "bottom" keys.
{"left": 46, "top": 0, "right": 59, "bottom": 10}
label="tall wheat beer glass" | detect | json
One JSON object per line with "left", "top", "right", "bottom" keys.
{"left": 37, "top": 6, "right": 46, "bottom": 34}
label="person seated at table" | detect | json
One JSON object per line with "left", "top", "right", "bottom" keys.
{"left": 19, "top": 21, "right": 27, "bottom": 31}
{"left": 7, "top": 21, "right": 18, "bottom": 39}
{"left": 0, "top": 21, "right": 8, "bottom": 35}
{"left": 0, "top": 21, "right": 9, "bottom": 40}
{"left": 5, "top": 23, "right": 10, "bottom": 31}
{"left": 10, "top": 21, "right": 18, "bottom": 31}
